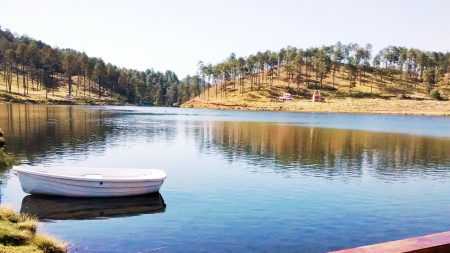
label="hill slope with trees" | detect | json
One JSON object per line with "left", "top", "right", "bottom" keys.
{"left": 2, "top": 26, "right": 449, "bottom": 113}
{"left": 0, "top": 26, "right": 203, "bottom": 105}
{"left": 185, "top": 43, "right": 450, "bottom": 115}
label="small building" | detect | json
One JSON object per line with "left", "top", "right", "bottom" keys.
{"left": 312, "top": 92, "right": 325, "bottom": 102}
{"left": 66, "top": 94, "right": 74, "bottom": 101}
{"left": 279, "top": 93, "right": 293, "bottom": 102}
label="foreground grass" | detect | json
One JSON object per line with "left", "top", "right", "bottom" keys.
{"left": 0, "top": 206, "right": 67, "bottom": 253}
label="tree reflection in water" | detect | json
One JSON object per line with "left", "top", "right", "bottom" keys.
{"left": 198, "top": 122, "right": 450, "bottom": 179}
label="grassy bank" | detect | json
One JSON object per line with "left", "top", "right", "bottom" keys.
{"left": 184, "top": 97, "right": 450, "bottom": 116}
{"left": 0, "top": 206, "right": 67, "bottom": 253}
{"left": 0, "top": 92, "right": 121, "bottom": 105}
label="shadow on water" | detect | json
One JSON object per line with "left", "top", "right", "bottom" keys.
{"left": 20, "top": 193, "right": 165, "bottom": 221}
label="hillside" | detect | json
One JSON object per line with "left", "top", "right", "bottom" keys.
{"left": 0, "top": 73, "right": 121, "bottom": 104}
{"left": 0, "top": 27, "right": 196, "bottom": 106}
{"left": 184, "top": 65, "right": 450, "bottom": 115}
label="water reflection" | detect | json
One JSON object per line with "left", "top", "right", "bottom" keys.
{"left": 0, "top": 104, "right": 177, "bottom": 163}
{"left": 1, "top": 104, "right": 450, "bottom": 180}
{"left": 20, "top": 193, "right": 165, "bottom": 220}
{"left": 200, "top": 122, "right": 450, "bottom": 178}
{"left": 0, "top": 104, "right": 116, "bottom": 163}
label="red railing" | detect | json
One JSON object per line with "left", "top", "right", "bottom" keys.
{"left": 329, "top": 231, "right": 450, "bottom": 253}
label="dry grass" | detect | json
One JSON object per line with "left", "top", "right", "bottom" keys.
{"left": 0, "top": 245, "right": 42, "bottom": 253}
{"left": 185, "top": 67, "right": 450, "bottom": 115}
{"left": 0, "top": 73, "right": 119, "bottom": 105}
{"left": 32, "top": 235, "right": 67, "bottom": 253}
{"left": 0, "top": 206, "right": 67, "bottom": 253}
{"left": 17, "top": 215, "right": 38, "bottom": 234}
{"left": 0, "top": 206, "right": 21, "bottom": 223}
{"left": 0, "top": 220, "right": 32, "bottom": 246}
{"left": 185, "top": 97, "right": 450, "bottom": 116}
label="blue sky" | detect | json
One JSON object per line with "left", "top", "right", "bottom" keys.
{"left": 1, "top": 0, "right": 449, "bottom": 77}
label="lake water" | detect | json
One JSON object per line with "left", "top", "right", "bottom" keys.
{"left": 1, "top": 104, "right": 450, "bottom": 253}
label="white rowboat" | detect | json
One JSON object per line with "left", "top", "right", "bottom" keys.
{"left": 14, "top": 166, "right": 167, "bottom": 197}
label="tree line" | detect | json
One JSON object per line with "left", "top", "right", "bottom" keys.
{"left": 198, "top": 42, "right": 450, "bottom": 99}
{"left": 2, "top": 25, "right": 449, "bottom": 105}
{"left": 0, "top": 26, "right": 203, "bottom": 105}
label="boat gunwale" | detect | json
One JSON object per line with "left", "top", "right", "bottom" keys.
{"left": 13, "top": 166, "right": 167, "bottom": 183}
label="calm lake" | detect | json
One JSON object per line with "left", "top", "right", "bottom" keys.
{"left": 1, "top": 104, "right": 450, "bottom": 253}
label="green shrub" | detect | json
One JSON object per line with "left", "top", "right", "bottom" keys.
{"left": 306, "top": 82, "right": 320, "bottom": 89}
{"left": 430, "top": 89, "right": 442, "bottom": 100}
{"left": 0, "top": 148, "right": 15, "bottom": 171}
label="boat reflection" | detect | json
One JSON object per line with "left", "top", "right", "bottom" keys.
{"left": 20, "top": 193, "right": 166, "bottom": 220}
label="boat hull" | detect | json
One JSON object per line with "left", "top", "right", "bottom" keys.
{"left": 16, "top": 169, "right": 165, "bottom": 197}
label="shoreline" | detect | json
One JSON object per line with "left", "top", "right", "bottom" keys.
{"left": 0, "top": 92, "right": 124, "bottom": 106}
{"left": 0, "top": 205, "right": 67, "bottom": 253}
{"left": 2, "top": 94, "right": 450, "bottom": 117}
{"left": 182, "top": 98, "right": 450, "bottom": 117}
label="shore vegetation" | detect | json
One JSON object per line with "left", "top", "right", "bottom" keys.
{"left": 0, "top": 206, "right": 67, "bottom": 253}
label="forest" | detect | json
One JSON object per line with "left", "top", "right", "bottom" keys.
{"left": 0, "top": 26, "right": 203, "bottom": 105}
{"left": 196, "top": 42, "right": 450, "bottom": 100}
{"left": 1, "top": 26, "right": 450, "bottom": 106}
